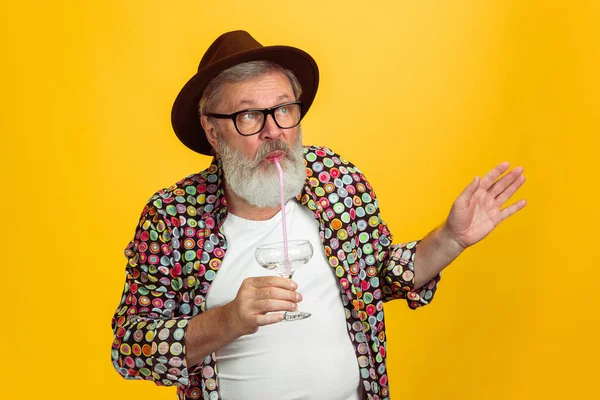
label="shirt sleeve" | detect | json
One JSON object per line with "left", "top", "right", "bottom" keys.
{"left": 110, "top": 203, "right": 202, "bottom": 386}
{"left": 374, "top": 219, "right": 442, "bottom": 309}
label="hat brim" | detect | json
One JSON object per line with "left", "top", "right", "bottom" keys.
{"left": 171, "top": 45, "right": 319, "bottom": 155}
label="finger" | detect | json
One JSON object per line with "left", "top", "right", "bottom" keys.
{"left": 480, "top": 162, "right": 510, "bottom": 191}
{"left": 496, "top": 174, "right": 526, "bottom": 205}
{"left": 254, "top": 312, "right": 285, "bottom": 327}
{"left": 253, "top": 299, "right": 299, "bottom": 314}
{"left": 489, "top": 166, "right": 525, "bottom": 198}
{"left": 500, "top": 199, "right": 527, "bottom": 221}
{"left": 250, "top": 276, "right": 298, "bottom": 290}
{"left": 255, "top": 286, "right": 302, "bottom": 302}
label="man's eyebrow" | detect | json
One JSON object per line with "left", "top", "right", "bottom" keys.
{"left": 235, "top": 94, "right": 292, "bottom": 109}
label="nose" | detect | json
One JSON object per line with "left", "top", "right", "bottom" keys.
{"left": 258, "top": 113, "right": 283, "bottom": 141}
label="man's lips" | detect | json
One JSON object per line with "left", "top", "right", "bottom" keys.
{"left": 264, "top": 150, "right": 285, "bottom": 162}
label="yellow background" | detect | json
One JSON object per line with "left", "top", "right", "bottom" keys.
{"left": 1, "top": 1, "right": 598, "bottom": 399}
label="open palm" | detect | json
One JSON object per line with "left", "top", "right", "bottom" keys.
{"left": 445, "top": 162, "right": 527, "bottom": 249}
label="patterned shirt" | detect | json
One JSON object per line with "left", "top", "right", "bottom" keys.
{"left": 111, "top": 145, "right": 441, "bottom": 400}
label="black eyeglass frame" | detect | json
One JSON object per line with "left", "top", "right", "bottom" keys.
{"left": 206, "top": 101, "right": 304, "bottom": 136}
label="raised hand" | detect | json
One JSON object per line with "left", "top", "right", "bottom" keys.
{"left": 444, "top": 162, "right": 527, "bottom": 250}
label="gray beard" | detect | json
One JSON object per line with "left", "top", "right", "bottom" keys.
{"left": 216, "top": 130, "right": 306, "bottom": 208}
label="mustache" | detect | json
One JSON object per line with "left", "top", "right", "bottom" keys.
{"left": 254, "top": 140, "right": 294, "bottom": 163}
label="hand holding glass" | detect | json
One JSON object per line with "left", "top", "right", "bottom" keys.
{"left": 255, "top": 240, "right": 313, "bottom": 321}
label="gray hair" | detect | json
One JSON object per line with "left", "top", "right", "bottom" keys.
{"left": 198, "top": 60, "right": 303, "bottom": 116}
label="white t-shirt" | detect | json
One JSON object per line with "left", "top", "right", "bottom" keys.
{"left": 206, "top": 200, "right": 361, "bottom": 400}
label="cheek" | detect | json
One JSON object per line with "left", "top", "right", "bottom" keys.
{"left": 239, "top": 139, "right": 260, "bottom": 159}
{"left": 283, "top": 128, "right": 301, "bottom": 146}
{"left": 221, "top": 129, "right": 257, "bottom": 156}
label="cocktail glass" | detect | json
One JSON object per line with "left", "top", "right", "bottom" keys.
{"left": 255, "top": 240, "right": 313, "bottom": 321}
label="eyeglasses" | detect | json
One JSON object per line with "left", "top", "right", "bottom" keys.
{"left": 206, "top": 101, "right": 303, "bottom": 136}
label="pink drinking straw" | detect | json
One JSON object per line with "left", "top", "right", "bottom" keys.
{"left": 273, "top": 157, "right": 290, "bottom": 275}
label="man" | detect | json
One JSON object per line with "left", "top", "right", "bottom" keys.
{"left": 111, "top": 30, "right": 527, "bottom": 400}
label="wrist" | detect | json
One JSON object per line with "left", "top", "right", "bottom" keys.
{"left": 439, "top": 223, "right": 467, "bottom": 257}
{"left": 185, "top": 304, "right": 243, "bottom": 367}
{"left": 220, "top": 302, "right": 239, "bottom": 337}
{"left": 221, "top": 301, "right": 248, "bottom": 338}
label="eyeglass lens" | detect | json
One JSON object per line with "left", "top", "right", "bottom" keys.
{"left": 236, "top": 103, "right": 301, "bottom": 135}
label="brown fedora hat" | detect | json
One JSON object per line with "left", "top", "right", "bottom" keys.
{"left": 171, "top": 30, "right": 319, "bottom": 155}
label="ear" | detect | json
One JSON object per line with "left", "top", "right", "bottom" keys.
{"left": 201, "top": 115, "right": 219, "bottom": 150}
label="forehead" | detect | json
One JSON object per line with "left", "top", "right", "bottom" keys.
{"left": 218, "top": 70, "right": 295, "bottom": 111}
